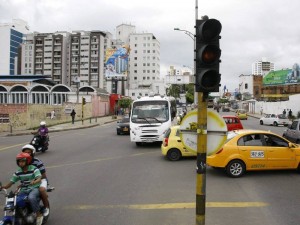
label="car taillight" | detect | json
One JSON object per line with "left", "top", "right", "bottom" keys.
{"left": 163, "top": 138, "right": 169, "bottom": 147}
{"left": 216, "top": 148, "right": 223, "bottom": 154}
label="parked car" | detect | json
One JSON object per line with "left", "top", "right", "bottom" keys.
{"left": 161, "top": 126, "right": 196, "bottom": 161}
{"left": 259, "top": 113, "right": 289, "bottom": 126}
{"left": 222, "top": 115, "right": 244, "bottom": 131}
{"left": 235, "top": 109, "right": 248, "bottom": 120}
{"left": 116, "top": 116, "right": 130, "bottom": 135}
{"left": 207, "top": 129, "right": 300, "bottom": 177}
{"left": 283, "top": 119, "right": 300, "bottom": 144}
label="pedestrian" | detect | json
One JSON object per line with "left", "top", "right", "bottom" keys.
{"left": 50, "top": 110, "right": 55, "bottom": 119}
{"left": 288, "top": 109, "right": 292, "bottom": 119}
{"left": 70, "top": 109, "right": 76, "bottom": 124}
{"left": 260, "top": 107, "right": 263, "bottom": 115}
{"left": 283, "top": 109, "right": 286, "bottom": 116}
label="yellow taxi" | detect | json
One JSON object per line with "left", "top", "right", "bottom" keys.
{"left": 161, "top": 125, "right": 196, "bottom": 161}
{"left": 235, "top": 109, "right": 248, "bottom": 120}
{"left": 207, "top": 129, "right": 300, "bottom": 177}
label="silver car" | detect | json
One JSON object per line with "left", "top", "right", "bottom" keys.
{"left": 283, "top": 120, "right": 300, "bottom": 144}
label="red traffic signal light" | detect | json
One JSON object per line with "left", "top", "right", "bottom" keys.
{"left": 195, "top": 18, "right": 222, "bottom": 93}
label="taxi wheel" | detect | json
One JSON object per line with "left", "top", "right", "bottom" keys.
{"left": 226, "top": 160, "right": 245, "bottom": 178}
{"left": 167, "top": 148, "right": 182, "bottom": 161}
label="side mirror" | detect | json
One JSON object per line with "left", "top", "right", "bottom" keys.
{"left": 289, "top": 143, "right": 295, "bottom": 149}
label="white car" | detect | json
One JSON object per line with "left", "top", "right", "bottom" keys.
{"left": 259, "top": 113, "right": 289, "bottom": 126}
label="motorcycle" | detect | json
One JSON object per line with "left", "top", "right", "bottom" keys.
{"left": 0, "top": 182, "right": 54, "bottom": 225}
{"left": 30, "top": 133, "right": 49, "bottom": 153}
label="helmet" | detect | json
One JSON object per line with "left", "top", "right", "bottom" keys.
{"left": 40, "top": 121, "right": 46, "bottom": 126}
{"left": 22, "top": 144, "right": 36, "bottom": 156}
{"left": 16, "top": 152, "right": 32, "bottom": 166}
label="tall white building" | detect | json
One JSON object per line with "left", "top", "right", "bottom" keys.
{"left": 110, "top": 24, "right": 164, "bottom": 99}
{"left": 252, "top": 57, "right": 275, "bottom": 76}
{"left": 0, "top": 19, "right": 30, "bottom": 75}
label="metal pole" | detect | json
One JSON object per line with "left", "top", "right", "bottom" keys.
{"left": 196, "top": 93, "right": 207, "bottom": 225}
{"left": 194, "top": 1, "right": 208, "bottom": 225}
{"left": 194, "top": 0, "right": 198, "bottom": 105}
{"left": 81, "top": 97, "right": 84, "bottom": 125}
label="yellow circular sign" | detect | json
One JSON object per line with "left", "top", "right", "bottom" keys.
{"left": 179, "top": 109, "right": 227, "bottom": 155}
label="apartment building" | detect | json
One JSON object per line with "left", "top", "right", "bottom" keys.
{"left": 0, "top": 19, "right": 30, "bottom": 75}
{"left": 21, "top": 31, "right": 69, "bottom": 84}
{"left": 252, "top": 57, "right": 275, "bottom": 76}
{"left": 20, "top": 30, "right": 109, "bottom": 89}
{"left": 68, "top": 31, "right": 107, "bottom": 88}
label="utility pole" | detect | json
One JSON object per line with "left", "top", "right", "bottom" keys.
{"left": 194, "top": 15, "right": 222, "bottom": 225}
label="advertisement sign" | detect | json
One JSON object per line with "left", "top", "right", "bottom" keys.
{"left": 263, "top": 63, "right": 300, "bottom": 85}
{"left": 105, "top": 45, "right": 130, "bottom": 78}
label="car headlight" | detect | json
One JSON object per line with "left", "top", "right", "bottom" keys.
{"left": 117, "top": 126, "right": 120, "bottom": 129}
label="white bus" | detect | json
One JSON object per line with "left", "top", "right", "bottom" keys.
{"left": 130, "top": 95, "right": 176, "bottom": 146}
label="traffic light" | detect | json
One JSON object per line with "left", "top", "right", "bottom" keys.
{"left": 82, "top": 97, "right": 86, "bottom": 105}
{"left": 195, "top": 17, "right": 222, "bottom": 93}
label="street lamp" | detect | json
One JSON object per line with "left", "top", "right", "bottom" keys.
{"left": 174, "top": 28, "right": 197, "bottom": 104}
{"left": 174, "top": 28, "right": 194, "bottom": 41}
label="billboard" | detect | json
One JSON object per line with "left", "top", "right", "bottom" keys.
{"left": 105, "top": 45, "right": 130, "bottom": 78}
{"left": 263, "top": 63, "right": 300, "bottom": 85}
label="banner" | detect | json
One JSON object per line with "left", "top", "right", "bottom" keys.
{"left": 105, "top": 45, "right": 130, "bottom": 78}
{"left": 263, "top": 63, "right": 300, "bottom": 85}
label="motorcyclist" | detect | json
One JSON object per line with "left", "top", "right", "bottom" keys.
{"left": 22, "top": 144, "right": 50, "bottom": 217}
{"left": 0, "top": 152, "right": 44, "bottom": 225}
{"left": 33, "top": 121, "right": 49, "bottom": 148}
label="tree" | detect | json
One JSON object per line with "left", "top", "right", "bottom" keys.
{"left": 166, "top": 84, "right": 180, "bottom": 99}
{"left": 118, "top": 97, "right": 132, "bottom": 109}
{"left": 185, "top": 84, "right": 194, "bottom": 104}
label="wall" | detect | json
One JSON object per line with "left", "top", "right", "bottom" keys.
{"left": 238, "top": 93, "right": 300, "bottom": 117}
{"left": 0, "top": 103, "right": 93, "bottom": 132}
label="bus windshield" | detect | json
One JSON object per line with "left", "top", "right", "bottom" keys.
{"left": 131, "top": 100, "right": 169, "bottom": 123}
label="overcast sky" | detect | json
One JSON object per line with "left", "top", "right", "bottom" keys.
{"left": 1, "top": 0, "right": 300, "bottom": 91}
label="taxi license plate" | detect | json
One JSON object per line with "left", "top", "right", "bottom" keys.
{"left": 123, "top": 127, "right": 128, "bottom": 131}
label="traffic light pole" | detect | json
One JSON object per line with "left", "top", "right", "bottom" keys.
{"left": 196, "top": 92, "right": 207, "bottom": 225}
{"left": 81, "top": 96, "right": 84, "bottom": 125}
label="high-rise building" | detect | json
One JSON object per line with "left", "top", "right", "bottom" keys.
{"left": 0, "top": 19, "right": 30, "bottom": 75}
{"left": 252, "top": 57, "right": 275, "bottom": 76}
{"left": 68, "top": 30, "right": 106, "bottom": 88}
{"left": 20, "top": 30, "right": 110, "bottom": 88}
{"left": 128, "top": 32, "right": 163, "bottom": 98}
{"left": 21, "top": 31, "right": 70, "bottom": 84}
{"left": 105, "top": 24, "right": 164, "bottom": 98}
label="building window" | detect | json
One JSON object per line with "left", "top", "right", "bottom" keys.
{"left": 245, "top": 83, "right": 248, "bottom": 89}
{"left": 134, "top": 77, "right": 137, "bottom": 80}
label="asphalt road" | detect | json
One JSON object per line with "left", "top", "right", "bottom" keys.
{"left": 1, "top": 117, "right": 300, "bottom": 225}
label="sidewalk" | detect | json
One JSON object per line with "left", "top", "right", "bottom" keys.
{"left": 1, "top": 116, "right": 120, "bottom": 137}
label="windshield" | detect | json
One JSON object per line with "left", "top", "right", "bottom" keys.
{"left": 131, "top": 100, "right": 169, "bottom": 124}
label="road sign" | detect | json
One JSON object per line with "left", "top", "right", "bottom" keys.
{"left": 179, "top": 108, "right": 227, "bottom": 155}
